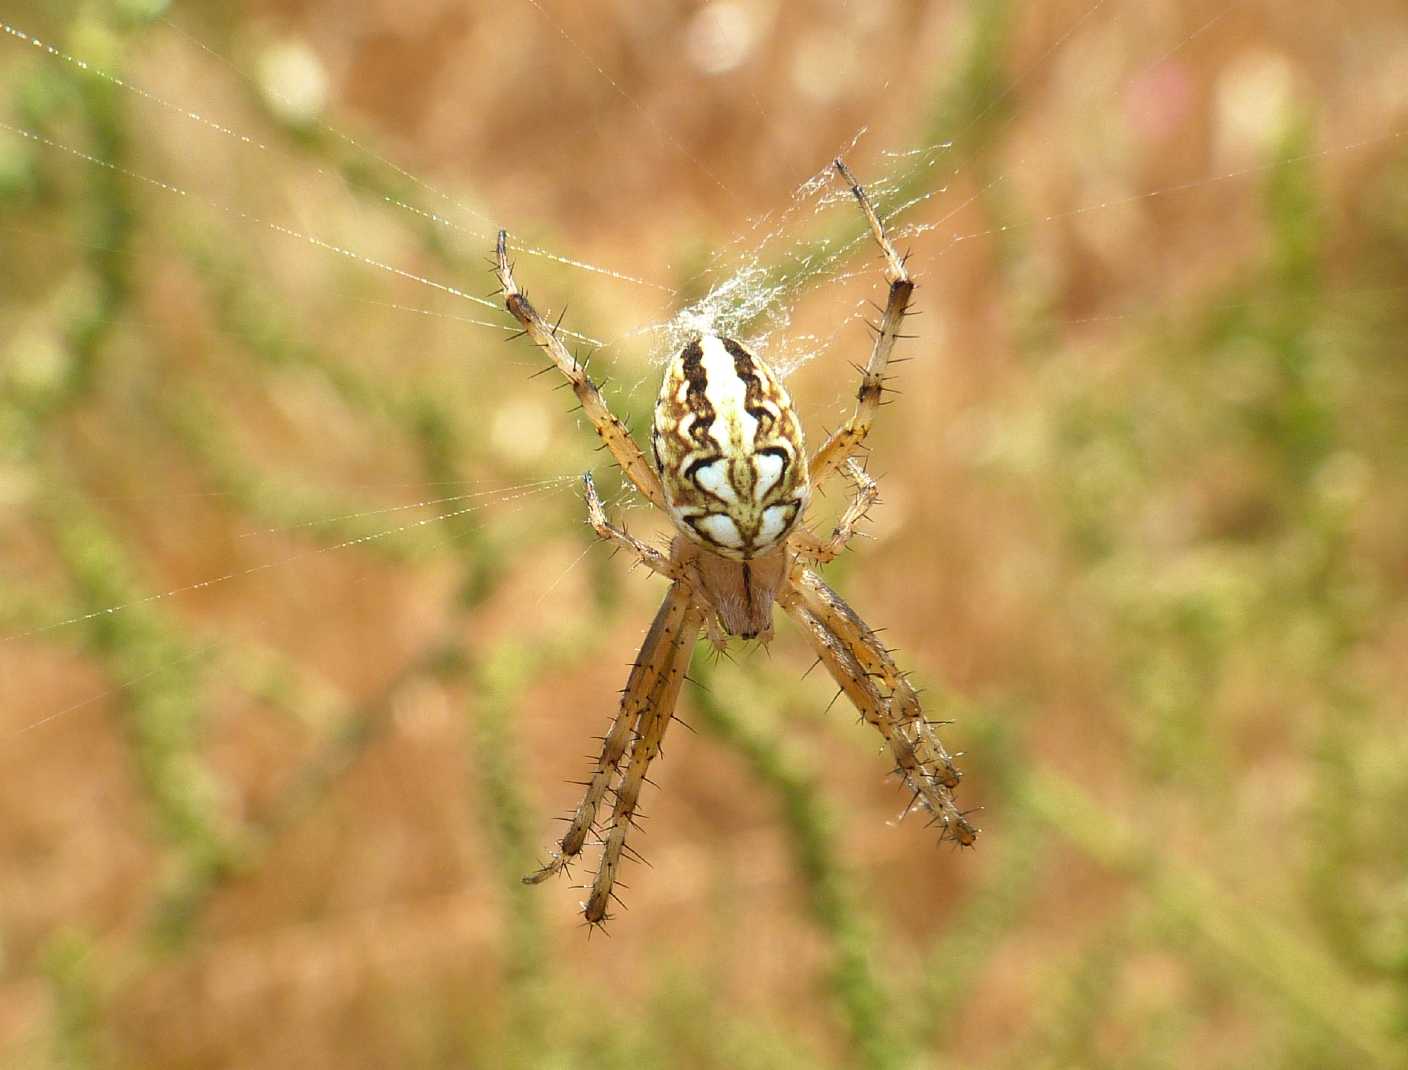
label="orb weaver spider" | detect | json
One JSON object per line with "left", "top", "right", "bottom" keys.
{"left": 496, "top": 160, "right": 976, "bottom": 928}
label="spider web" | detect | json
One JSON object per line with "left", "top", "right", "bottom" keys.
{"left": 1, "top": 12, "right": 1406, "bottom": 1067}
{"left": 1, "top": 1, "right": 1403, "bottom": 733}
{"left": 0, "top": 7, "right": 948, "bottom": 676}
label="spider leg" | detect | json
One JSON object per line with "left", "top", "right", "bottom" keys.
{"left": 780, "top": 579, "right": 976, "bottom": 846}
{"left": 585, "top": 599, "right": 704, "bottom": 925}
{"left": 808, "top": 160, "right": 916, "bottom": 489}
{"left": 523, "top": 581, "right": 695, "bottom": 885}
{"left": 582, "top": 472, "right": 685, "bottom": 581}
{"left": 496, "top": 230, "right": 668, "bottom": 511}
{"left": 792, "top": 459, "right": 880, "bottom": 564}
{"left": 793, "top": 568, "right": 968, "bottom": 799}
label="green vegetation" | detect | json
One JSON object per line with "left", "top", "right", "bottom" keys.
{"left": 2, "top": 3, "right": 1405, "bottom": 1068}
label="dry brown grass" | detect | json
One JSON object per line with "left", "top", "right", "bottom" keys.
{"left": 2, "top": 1, "right": 1407, "bottom": 1067}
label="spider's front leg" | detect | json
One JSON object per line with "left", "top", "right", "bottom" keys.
{"left": 781, "top": 576, "right": 976, "bottom": 846}
{"left": 808, "top": 160, "right": 917, "bottom": 489}
{"left": 585, "top": 598, "right": 704, "bottom": 925}
{"left": 496, "top": 230, "right": 668, "bottom": 511}
{"left": 524, "top": 581, "right": 696, "bottom": 887}
{"left": 796, "top": 568, "right": 968, "bottom": 799}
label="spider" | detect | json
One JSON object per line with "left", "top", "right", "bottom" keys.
{"left": 495, "top": 160, "right": 976, "bottom": 927}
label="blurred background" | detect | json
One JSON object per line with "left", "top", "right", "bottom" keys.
{"left": 2, "top": 1, "right": 1407, "bottom": 1067}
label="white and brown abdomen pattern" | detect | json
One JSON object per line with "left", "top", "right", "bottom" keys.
{"left": 653, "top": 334, "right": 810, "bottom": 558}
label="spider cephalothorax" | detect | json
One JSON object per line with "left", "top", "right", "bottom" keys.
{"left": 497, "top": 160, "right": 976, "bottom": 928}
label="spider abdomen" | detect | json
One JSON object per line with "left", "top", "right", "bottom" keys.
{"left": 653, "top": 334, "right": 809, "bottom": 559}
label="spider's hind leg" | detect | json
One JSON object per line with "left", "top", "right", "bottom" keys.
{"left": 808, "top": 160, "right": 917, "bottom": 488}
{"left": 495, "top": 230, "right": 669, "bottom": 511}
